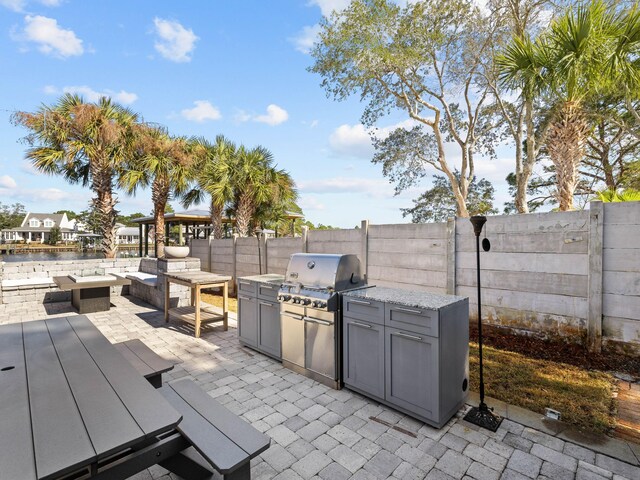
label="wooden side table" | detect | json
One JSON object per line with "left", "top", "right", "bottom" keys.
{"left": 163, "top": 271, "right": 232, "bottom": 338}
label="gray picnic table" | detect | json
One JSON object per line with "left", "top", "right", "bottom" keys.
{"left": 0, "top": 315, "right": 269, "bottom": 480}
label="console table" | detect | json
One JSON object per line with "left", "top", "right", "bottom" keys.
{"left": 163, "top": 271, "right": 232, "bottom": 338}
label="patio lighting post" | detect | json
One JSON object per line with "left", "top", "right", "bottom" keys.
{"left": 464, "top": 215, "right": 503, "bottom": 432}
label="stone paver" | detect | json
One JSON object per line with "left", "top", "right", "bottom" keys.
{"left": 3, "top": 295, "right": 635, "bottom": 480}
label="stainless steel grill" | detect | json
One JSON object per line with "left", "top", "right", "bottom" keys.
{"left": 278, "top": 253, "right": 365, "bottom": 388}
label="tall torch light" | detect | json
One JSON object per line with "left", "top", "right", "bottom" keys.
{"left": 463, "top": 215, "right": 503, "bottom": 432}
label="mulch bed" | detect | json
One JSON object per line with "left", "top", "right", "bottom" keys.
{"left": 469, "top": 324, "right": 640, "bottom": 378}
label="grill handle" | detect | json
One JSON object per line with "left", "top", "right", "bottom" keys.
{"left": 351, "top": 321, "right": 372, "bottom": 329}
{"left": 281, "top": 312, "right": 304, "bottom": 321}
{"left": 395, "top": 306, "right": 422, "bottom": 315}
{"left": 349, "top": 299, "right": 371, "bottom": 306}
{"left": 238, "top": 295, "right": 252, "bottom": 301}
{"left": 304, "top": 317, "right": 333, "bottom": 326}
{"left": 239, "top": 281, "right": 252, "bottom": 286}
{"left": 259, "top": 301, "right": 275, "bottom": 306}
{"left": 392, "top": 331, "right": 423, "bottom": 341}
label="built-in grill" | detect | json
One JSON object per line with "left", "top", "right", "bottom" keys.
{"left": 278, "top": 253, "right": 365, "bottom": 389}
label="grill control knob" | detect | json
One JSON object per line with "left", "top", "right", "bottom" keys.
{"left": 302, "top": 298, "right": 311, "bottom": 306}
{"left": 312, "top": 300, "right": 319, "bottom": 308}
{"left": 283, "top": 295, "right": 291, "bottom": 302}
{"left": 318, "top": 301, "right": 327, "bottom": 309}
{"left": 292, "top": 297, "right": 300, "bottom": 304}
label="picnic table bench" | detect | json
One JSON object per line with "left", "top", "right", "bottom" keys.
{"left": 114, "top": 339, "right": 174, "bottom": 388}
{"left": 160, "top": 378, "right": 271, "bottom": 479}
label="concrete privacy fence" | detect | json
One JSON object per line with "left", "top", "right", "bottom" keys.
{"left": 190, "top": 202, "right": 640, "bottom": 354}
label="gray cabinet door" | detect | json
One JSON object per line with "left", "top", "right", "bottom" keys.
{"left": 343, "top": 316, "right": 385, "bottom": 399}
{"left": 238, "top": 294, "right": 258, "bottom": 347}
{"left": 385, "top": 327, "right": 438, "bottom": 421}
{"left": 258, "top": 300, "right": 281, "bottom": 359}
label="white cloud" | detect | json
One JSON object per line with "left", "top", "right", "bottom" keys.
{"left": 181, "top": 100, "right": 222, "bottom": 122}
{"left": 298, "top": 177, "right": 396, "bottom": 199}
{"left": 0, "top": 175, "right": 17, "bottom": 189}
{"left": 153, "top": 18, "right": 198, "bottom": 63}
{"left": 44, "top": 85, "right": 138, "bottom": 104}
{"left": 1, "top": 0, "right": 62, "bottom": 11}
{"left": 0, "top": 0, "right": 25, "bottom": 11}
{"left": 20, "top": 15, "right": 83, "bottom": 58}
{"left": 329, "top": 124, "right": 373, "bottom": 158}
{"left": 255, "top": 104, "right": 289, "bottom": 126}
{"left": 236, "top": 104, "right": 289, "bottom": 126}
{"left": 328, "top": 119, "right": 420, "bottom": 158}
{"left": 299, "top": 196, "right": 325, "bottom": 211}
{"left": 309, "top": 0, "right": 350, "bottom": 17}
{"left": 290, "top": 24, "right": 321, "bottom": 54}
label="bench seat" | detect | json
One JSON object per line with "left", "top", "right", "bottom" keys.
{"left": 159, "top": 378, "right": 270, "bottom": 479}
{"left": 114, "top": 339, "right": 174, "bottom": 388}
{"left": 126, "top": 272, "right": 158, "bottom": 287}
{"left": 1, "top": 277, "right": 56, "bottom": 291}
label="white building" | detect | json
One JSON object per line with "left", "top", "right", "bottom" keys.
{"left": 1, "top": 213, "right": 79, "bottom": 243}
{"left": 115, "top": 225, "right": 143, "bottom": 244}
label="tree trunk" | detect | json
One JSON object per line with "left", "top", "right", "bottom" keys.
{"left": 235, "top": 193, "right": 254, "bottom": 237}
{"left": 210, "top": 201, "right": 224, "bottom": 239}
{"left": 547, "top": 102, "right": 590, "bottom": 211}
{"left": 152, "top": 176, "right": 169, "bottom": 258}
{"left": 92, "top": 167, "right": 118, "bottom": 259}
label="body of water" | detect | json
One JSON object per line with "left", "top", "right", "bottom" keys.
{"left": 0, "top": 250, "right": 150, "bottom": 262}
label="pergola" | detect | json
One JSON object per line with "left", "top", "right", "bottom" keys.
{"left": 131, "top": 210, "right": 305, "bottom": 257}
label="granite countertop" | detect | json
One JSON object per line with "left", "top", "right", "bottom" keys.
{"left": 238, "top": 274, "right": 284, "bottom": 284}
{"left": 343, "top": 286, "right": 467, "bottom": 310}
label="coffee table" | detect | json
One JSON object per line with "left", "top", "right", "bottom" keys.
{"left": 53, "top": 274, "right": 131, "bottom": 313}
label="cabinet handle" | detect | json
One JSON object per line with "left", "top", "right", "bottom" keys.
{"left": 259, "top": 301, "right": 274, "bottom": 306}
{"left": 351, "top": 321, "right": 372, "bottom": 329}
{"left": 239, "top": 295, "right": 252, "bottom": 301}
{"left": 304, "top": 317, "right": 333, "bottom": 326}
{"left": 239, "top": 281, "right": 251, "bottom": 286}
{"left": 281, "top": 312, "right": 303, "bottom": 321}
{"left": 260, "top": 284, "right": 274, "bottom": 289}
{"left": 395, "top": 306, "right": 422, "bottom": 315}
{"left": 350, "top": 299, "right": 371, "bottom": 305}
{"left": 393, "top": 331, "right": 423, "bottom": 341}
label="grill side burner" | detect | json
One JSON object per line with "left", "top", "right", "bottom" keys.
{"left": 278, "top": 253, "right": 365, "bottom": 389}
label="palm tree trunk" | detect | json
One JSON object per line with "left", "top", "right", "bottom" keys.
{"left": 152, "top": 176, "right": 169, "bottom": 258}
{"left": 235, "top": 193, "right": 254, "bottom": 237}
{"left": 547, "top": 102, "right": 590, "bottom": 211}
{"left": 92, "top": 166, "right": 118, "bottom": 258}
{"left": 210, "top": 201, "right": 224, "bottom": 239}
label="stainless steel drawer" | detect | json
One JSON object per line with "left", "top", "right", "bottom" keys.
{"left": 343, "top": 296, "right": 384, "bottom": 325}
{"left": 237, "top": 279, "right": 257, "bottom": 296}
{"left": 385, "top": 304, "right": 439, "bottom": 337}
{"left": 257, "top": 282, "right": 279, "bottom": 301}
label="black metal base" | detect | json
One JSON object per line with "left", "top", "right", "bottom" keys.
{"left": 464, "top": 403, "right": 503, "bottom": 432}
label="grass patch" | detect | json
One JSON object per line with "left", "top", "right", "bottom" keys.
{"left": 469, "top": 342, "right": 617, "bottom": 434}
{"left": 201, "top": 291, "right": 238, "bottom": 313}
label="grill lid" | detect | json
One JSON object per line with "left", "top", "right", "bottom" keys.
{"left": 283, "top": 253, "right": 364, "bottom": 292}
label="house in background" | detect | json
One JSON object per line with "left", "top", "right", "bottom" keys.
{"left": 115, "top": 224, "right": 143, "bottom": 244}
{"left": 0, "top": 212, "right": 80, "bottom": 243}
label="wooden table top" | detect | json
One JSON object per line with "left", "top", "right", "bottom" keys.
{"left": 163, "top": 271, "right": 232, "bottom": 285}
{"left": 0, "top": 315, "right": 181, "bottom": 480}
{"left": 53, "top": 274, "right": 131, "bottom": 291}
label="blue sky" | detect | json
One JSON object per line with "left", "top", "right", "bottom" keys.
{"left": 0, "top": 0, "right": 518, "bottom": 228}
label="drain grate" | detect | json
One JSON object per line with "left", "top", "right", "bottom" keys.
{"left": 369, "top": 416, "right": 418, "bottom": 438}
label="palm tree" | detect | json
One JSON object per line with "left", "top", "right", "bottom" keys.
{"left": 12, "top": 94, "right": 138, "bottom": 258}
{"left": 231, "top": 146, "right": 279, "bottom": 237}
{"left": 183, "top": 135, "right": 236, "bottom": 239}
{"left": 120, "top": 125, "right": 192, "bottom": 258}
{"left": 252, "top": 166, "right": 299, "bottom": 234}
{"left": 498, "top": 0, "right": 620, "bottom": 210}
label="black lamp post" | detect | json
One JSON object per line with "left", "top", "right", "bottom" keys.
{"left": 463, "top": 215, "right": 503, "bottom": 432}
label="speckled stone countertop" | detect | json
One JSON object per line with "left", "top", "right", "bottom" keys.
{"left": 237, "top": 274, "right": 284, "bottom": 284}
{"left": 343, "top": 286, "right": 467, "bottom": 310}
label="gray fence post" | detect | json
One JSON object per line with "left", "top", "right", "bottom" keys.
{"left": 446, "top": 217, "right": 456, "bottom": 295}
{"left": 301, "top": 226, "right": 309, "bottom": 253}
{"left": 259, "top": 233, "right": 268, "bottom": 274}
{"left": 231, "top": 234, "right": 238, "bottom": 294}
{"left": 361, "top": 219, "right": 369, "bottom": 283}
{"left": 588, "top": 201, "right": 604, "bottom": 353}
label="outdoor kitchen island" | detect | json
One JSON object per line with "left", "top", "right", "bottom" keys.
{"left": 342, "top": 286, "right": 469, "bottom": 428}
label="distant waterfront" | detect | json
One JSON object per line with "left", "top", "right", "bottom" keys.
{"left": 0, "top": 250, "right": 152, "bottom": 262}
